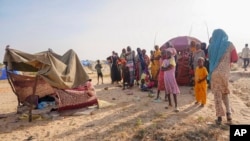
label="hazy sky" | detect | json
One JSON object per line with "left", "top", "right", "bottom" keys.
{"left": 1, "top": 0, "right": 249, "bottom": 61}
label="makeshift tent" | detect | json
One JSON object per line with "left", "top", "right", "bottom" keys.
{"left": 3, "top": 47, "right": 98, "bottom": 121}
{"left": 160, "top": 36, "right": 201, "bottom": 51}
{"left": 160, "top": 36, "right": 201, "bottom": 86}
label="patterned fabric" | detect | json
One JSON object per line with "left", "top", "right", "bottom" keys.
{"left": 55, "top": 88, "right": 98, "bottom": 111}
{"left": 163, "top": 57, "right": 180, "bottom": 94}
{"left": 8, "top": 72, "right": 98, "bottom": 111}
{"left": 8, "top": 73, "right": 55, "bottom": 103}
{"left": 211, "top": 44, "right": 235, "bottom": 117}
{"left": 208, "top": 29, "right": 230, "bottom": 80}
{"left": 194, "top": 66, "right": 208, "bottom": 105}
{"left": 55, "top": 81, "right": 98, "bottom": 111}
{"left": 126, "top": 52, "right": 135, "bottom": 85}
{"left": 176, "top": 56, "right": 190, "bottom": 85}
{"left": 214, "top": 91, "right": 231, "bottom": 117}
{"left": 126, "top": 60, "right": 134, "bottom": 83}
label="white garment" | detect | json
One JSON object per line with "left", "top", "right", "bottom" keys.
{"left": 241, "top": 47, "right": 250, "bottom": 58}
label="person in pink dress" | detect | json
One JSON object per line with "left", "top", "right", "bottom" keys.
{"left": 161, "top": 49, "right": 180, "bottom": 112}
{"left": 154, "top": 50, "right": 167, "bottom": 102}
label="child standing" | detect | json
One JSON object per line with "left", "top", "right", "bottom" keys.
{"left": 161, "top": 49, "right": 180, "bottom": 112}
{"left": 154, "top": 53, "right": 166, "bottom": 102}
{"left": 95, "top": 60, "right": 103, "bottom": 85}
{"left": 194, "top": 57, "right": 208, "bottom": 107}
{"left": 121, "top": 60, "right": 130, "bottom": 90}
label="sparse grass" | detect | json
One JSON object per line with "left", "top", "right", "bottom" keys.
{"left": 196, "top": 116, "right": 205, "bottom": 123}
{"left": 154, "top": 112, "right": 164, "bottom": 118}
{"left": 135, "top": 118, "right": 142, "bottom": 127}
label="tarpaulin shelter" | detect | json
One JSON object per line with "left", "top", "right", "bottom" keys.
{"left": 81, "top": 60, "right": 91, "bottom": 66}
{"left": 160, "top": 36, "right": 201, "bottom": 86}
{"left": 0, "top": 67, "right": 19, "bottom": 80}
{"left": 160, "top": 36, "right": 201, "bottom": 51}
{"left": 3, "top": 47, "right": 98, "bottom": 121}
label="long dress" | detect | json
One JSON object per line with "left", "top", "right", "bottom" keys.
{"left": 151, "top": 49, "right": 161, "bottom": 80}
{"left": 211, "top": 44, "right": 235, "bottom": 117}
{"left": 110, "top": 56, "right": 121, "bottom": 83}
{"left": 163, "top": 57, "right": 180, "bottom": 94}
{"left": 194, "top": 66, "right": 208, "bottom": 105}
{"left": 157, "top": 58, "right": 165, "bottom": 90}
{"left": 126, "top": 52, "right": 135, "bottom": 86}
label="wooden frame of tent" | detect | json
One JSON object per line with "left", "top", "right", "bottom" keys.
{"left": 5, "top": 46, "right": 45, "bottom": 122}
{"left": 4, "top": 46, "right": 99, "bottom": 122}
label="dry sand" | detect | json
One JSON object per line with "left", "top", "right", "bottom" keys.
{"left": 0, "top": 66, "right": 250, "bottom": 141}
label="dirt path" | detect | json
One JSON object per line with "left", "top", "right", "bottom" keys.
{"left": 0, "top": 71, "right": 249, "bottom": 141}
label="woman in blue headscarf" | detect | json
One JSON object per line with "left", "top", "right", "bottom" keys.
{"left": 208, "top": 29, "right": 238, "bottom": 125}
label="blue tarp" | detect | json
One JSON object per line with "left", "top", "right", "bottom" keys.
{"left": 81, "top": 60, "right": 91, "bottom": 66}
{"left": 0, "top": 68, "right": 19, "bottom": 80}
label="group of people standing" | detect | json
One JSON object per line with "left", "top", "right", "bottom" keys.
{"left": 106, "top": 46, "right": 151, "bottom": 87}
{"left": 102, "top": 28, "right": 239, "bottom": 125}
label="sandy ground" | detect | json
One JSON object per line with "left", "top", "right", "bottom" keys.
{"left": 0, "top": 66, "right": 250, "bottom": 141}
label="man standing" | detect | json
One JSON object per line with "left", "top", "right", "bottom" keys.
{"left": 241, "top": 43, "right": 249, "bottom": 71}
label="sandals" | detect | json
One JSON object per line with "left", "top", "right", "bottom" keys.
{"left": 215, "top": 117, "right": 222, "bottom": 125}
{"left": 215, "top": 114, "right": 232, "bottom": 125}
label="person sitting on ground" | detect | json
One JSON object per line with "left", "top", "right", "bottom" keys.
{"left": 140, "top": 78, "right": 154, "bottom": 93}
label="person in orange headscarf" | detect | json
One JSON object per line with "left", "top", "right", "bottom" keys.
{"left": 150, "top": 45, "right": 161, "bottom": 85}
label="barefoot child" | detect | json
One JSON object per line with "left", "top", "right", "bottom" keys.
{"left": 140, "top": 70, "right": 154, "bottom": 90}
{"left": 140, "top": 78, "right": 154, "bottom": 93}
{"left": 161, "top": 49, "right": 180, "bottom": 112}
{"left": 95, "top": 60, "right": 103, "bottom": 85}
{"left": 194, "top": 57, "right": 208, "bottom": 107}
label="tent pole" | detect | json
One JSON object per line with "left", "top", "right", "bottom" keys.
{"left": 5, "top": 66, "right": 20, "bottom": 106}
{"left": 4, "top": 50, "right": 21, "bottom": 108}
{"left": 28, "top": 74, "right": 39, "bottom": 122}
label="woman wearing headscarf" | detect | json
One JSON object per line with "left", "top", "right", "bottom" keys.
{"left": 151, "top": 45, "right": 161, "bottom": 85}
{"left": 208, "top": 29, "right": 238, "bottom": 125}
{"left": 135, "top": 48, "right": 147, "bottom": 85}
{"left": 110, "top": 51, "right": 122, "bottom": 84}
{"left": 125, "top": 46, "right": 135, "bottom": 87}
